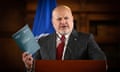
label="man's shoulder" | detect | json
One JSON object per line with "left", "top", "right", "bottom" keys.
{"left": 73, "top": 30, "right": 94, "bottom": 40}
{"left": 78, "top": 32, "right": 89, "bottom": 36}
{"left": 77, "top": 31, "right": 95, "bottom": 40}
{"left": 73, "top": 30, "right": 91, "bottom": 37}
{"left": 38, "top": 33, "right": 55, "bottom": 41}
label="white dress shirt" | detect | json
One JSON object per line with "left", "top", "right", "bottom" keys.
{"left": 56, "top": 32, "right": 71, "bottom": 60}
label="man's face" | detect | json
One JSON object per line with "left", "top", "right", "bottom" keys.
{"left": 52, "top": 8, "right": 73, "bottom": 35}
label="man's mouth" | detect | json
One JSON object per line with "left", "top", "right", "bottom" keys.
{"left": 61, "top": 26, "right": 67, "bottom": 28}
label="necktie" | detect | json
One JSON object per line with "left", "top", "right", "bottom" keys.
{"left": 56, "top": 35, "right": 65, "bottom": 60}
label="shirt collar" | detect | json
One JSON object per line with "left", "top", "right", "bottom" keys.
{"left": 56, "top": 32, "right": 71, "bottom": 40}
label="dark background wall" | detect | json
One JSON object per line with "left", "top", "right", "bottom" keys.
{"left": 0, "top": 0, "right": 120, "bottom": 72}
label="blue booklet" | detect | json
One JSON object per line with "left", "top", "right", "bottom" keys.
{"left": 12, "top": 24, "right": 40, "bottom": 55}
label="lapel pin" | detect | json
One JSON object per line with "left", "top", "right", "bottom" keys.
{"left": 74, "top": 38, "right": 77, "bottom": 40}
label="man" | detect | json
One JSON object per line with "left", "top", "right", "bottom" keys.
{"left": 22, "top": 5, "right": 106, "bottom": 70}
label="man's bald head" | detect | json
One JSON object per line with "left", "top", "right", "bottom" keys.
{"left": 52, "top": 5, "right": 73, "bottom": 17}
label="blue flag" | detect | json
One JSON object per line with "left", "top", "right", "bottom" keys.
{"left": 32, "top": 0, "right": 57, "bottom": 40}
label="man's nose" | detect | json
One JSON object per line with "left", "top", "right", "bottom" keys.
{"left": 60, "top": 19, "right": 66, "bottom": 24}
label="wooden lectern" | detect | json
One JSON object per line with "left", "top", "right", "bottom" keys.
{"left": 35, "top": 60, "right": 107, "bottom": 72}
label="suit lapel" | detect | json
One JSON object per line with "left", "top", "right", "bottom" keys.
{"left": 64, "top": 30, "right": 80, "bottom": 59}
{"left": 47, "top": 33, "right": 56, "bottom": 60}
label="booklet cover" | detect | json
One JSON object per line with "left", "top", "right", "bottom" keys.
{"left": 12, "top": 24, "right": 40, "bottom": 55}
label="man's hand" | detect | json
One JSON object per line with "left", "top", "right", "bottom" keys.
{"left": 22, "top": 52, "right": 33, "bottom": 70}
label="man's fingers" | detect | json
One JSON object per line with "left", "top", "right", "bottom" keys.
{"left": 22, "top": 52, "right": 33, "bottom": 69}
{"left": 22, "top": 52, "right": 33, "bottom": 62}
{"left": 26, "top": 54, "right": 33, "bottom": 61}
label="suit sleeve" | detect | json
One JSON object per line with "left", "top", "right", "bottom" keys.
{"left": 87, "top": 34, "right": 107, "bottom": 60}
{"left": 32, "top": 49, "right": 41, "bottom": 60}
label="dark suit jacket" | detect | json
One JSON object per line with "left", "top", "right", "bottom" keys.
{"left": 33, "top": 30, "right": 106, "bottom": 60}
